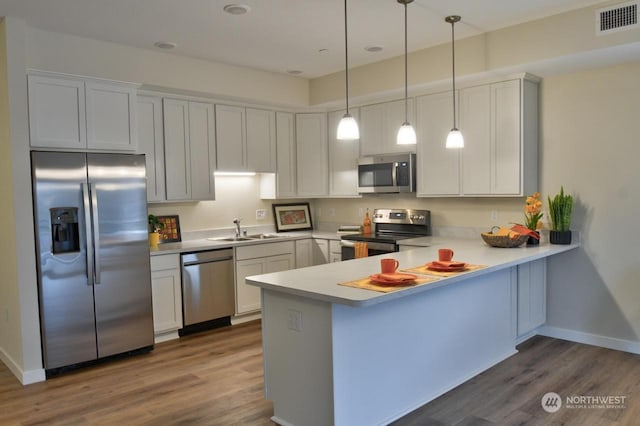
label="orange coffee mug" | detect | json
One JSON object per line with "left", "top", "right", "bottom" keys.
{"left": 381, "top": 258, "right": 400, "bottom": 273}
{"left": 438, "top": 248, "right": 454, "bottom": 262}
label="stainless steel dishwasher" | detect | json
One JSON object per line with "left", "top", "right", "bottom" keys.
{"left": 181, "top": 249, "right": 235, "bottom": 330}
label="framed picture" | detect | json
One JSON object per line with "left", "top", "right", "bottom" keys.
{"left": 272, "top": 203, "right": 313, "bottom": 232}
{"left": 156, "top": 215, "right": 182, "bottom": 243}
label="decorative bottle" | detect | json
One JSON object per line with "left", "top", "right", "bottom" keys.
{"left": 363, "top": 209, "right": 372, "bottom": 235}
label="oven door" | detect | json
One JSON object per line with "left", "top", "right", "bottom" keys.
{"left": 340, "top": 240, "right": 397, "bottom": 261}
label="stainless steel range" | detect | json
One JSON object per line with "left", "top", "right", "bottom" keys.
{"left": 341, "top": 208, "right": 431, "bottom": 260}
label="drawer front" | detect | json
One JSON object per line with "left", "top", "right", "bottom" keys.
{"left": 150, "top": 253, "right": 180, "bottom": 272}
{"left": 235, "top": 241, "right": 295, "bottom": 260}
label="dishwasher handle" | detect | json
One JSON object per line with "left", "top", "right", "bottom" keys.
{"left": 182, "top": 249, "right": 234, "bottom": 266}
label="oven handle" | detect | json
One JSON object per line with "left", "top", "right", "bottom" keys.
{"left": 340, "top": 239, "right": 397, "bottom": 252}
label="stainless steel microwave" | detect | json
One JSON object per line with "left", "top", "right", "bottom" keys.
{"left": 357, "top": 153, "right": 416, "bottom": 193}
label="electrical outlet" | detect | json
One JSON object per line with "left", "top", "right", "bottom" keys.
{"left": 287, "top": 309, "right": 303, "bottom": 332}
{"left": 491, "top": 210, "right": 499, "bottom": 222}
{"left": 256, "top": 209, "right": 267, "bottom": 220}
{"left": 358, "top": 208, "right": 364, "bottom": 218}
{"left": 328, "top": 208, "right": 335, "bottom": 217}
{"left": 317, "top": 207, "right": 322, "bottom": 217}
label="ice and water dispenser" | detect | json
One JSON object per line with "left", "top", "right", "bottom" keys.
{"left": 50, "top": 207, "right": 80, "bottom": 254}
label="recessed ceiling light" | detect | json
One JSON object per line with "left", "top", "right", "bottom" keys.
{"left": 223, "top": 4, "right": 251, "bottom": 15}
{"left": 364, "top": 45, "right": 384, "bottom": 53}
{"left": 154, "top": 41, "right": 177, "bottom": 50}
{"left": 286, "top": 69, "right": 303, "bottom": 75}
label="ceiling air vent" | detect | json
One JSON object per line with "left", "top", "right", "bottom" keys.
{"left": 596, "top": 1, "right": 639, "bottom": 35}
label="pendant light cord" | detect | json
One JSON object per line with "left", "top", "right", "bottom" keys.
{"left": 450, "top": 19, "right": 457, "bottom": 129}
{"left": 403, "top": 2, "right": 409, "bottom": 123}
{"left": 344, "top": 0, "right": 350, "bottom": 115}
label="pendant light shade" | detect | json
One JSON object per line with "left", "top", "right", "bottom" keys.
{"left": 337, "top": 0, "right": 359, "bottom": 141}
{"left": 396, "top": 0, "right": 416, "bottom": 145}
{"left": 337, "top": 113, "right": 359, "bottom": 140}
{"left": 397, "top": 123, "right": 417, "bottom": 145}
{"left": 445, "top": 15, "right": 464, "bottom": 149}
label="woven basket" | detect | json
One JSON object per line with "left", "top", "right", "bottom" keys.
{"left": 481, "top": 230, "right": 529, "bottom": 248}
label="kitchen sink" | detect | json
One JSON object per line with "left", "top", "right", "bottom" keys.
{"left": 212, "top": 237, "right": 255, "bottom": 242}
{"left": 246, "top": 234, "right": 282, "bottom": 239}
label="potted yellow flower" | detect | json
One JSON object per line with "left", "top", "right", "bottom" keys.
{"left": 523, "top": 192, "right": 543, "bottom": 245}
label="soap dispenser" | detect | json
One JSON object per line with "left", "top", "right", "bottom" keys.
{"left": 363, "top": 208, "right": 372, "bottom": 235}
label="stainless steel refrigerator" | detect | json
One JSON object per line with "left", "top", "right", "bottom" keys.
{"left": 31, "top": 151, "right": 154, "bottom": 371}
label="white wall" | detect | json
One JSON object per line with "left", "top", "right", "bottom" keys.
{"left": 540, "top": 62, "right": 640, "bottom": 343}
{"left": 25, "top": 27, "right": 309, "bottom": 107}
{"left": 0, "top": 17, "right": 43, "bottom": 384}
{"left": 148, "top": 176, "right": 302, "bottom": 233}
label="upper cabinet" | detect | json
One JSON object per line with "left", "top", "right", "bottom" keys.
{"left": 215, "top": 105, "right": 276, "bottom": 173}
{"left": 296, "top": 112, "right": 329, "bottom": 197}
{"left": 416, "top": 90, "right": 461, "bottom": 196}
{"left": 328, "top": 109, "right": 360, "bottom": 197}
{"left": 136, "top": 95, "right": 166, "bottom": 202}
{"left": 163, "top": 99, "right": 216, "bottom": 201}
{"left": 416, "top": 76, "right": 539, "bottom": 197}
{"left": 274, "top": 111, "right": 297, "bottom": 197}
{"left": 359, "top": 99, "right": 416, "bottom": 156}
{"left": 28, "top": 73, "right": 137, "bottom": 152}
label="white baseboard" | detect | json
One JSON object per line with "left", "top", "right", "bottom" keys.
{"left": 0, "top": 347, "right": 46, "bottom": 385}
{"left": 154, "top": 330, "right": 180, "bottom": 344}
{"left": 231, "top": 312, "right": 261, "bottom": 325}
{"left": 539, "top": 326, "right": 640, "bottom": 355}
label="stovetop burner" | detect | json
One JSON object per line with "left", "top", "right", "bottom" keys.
{"left": 341, "top": 208, "right": 431, "bottom": 244}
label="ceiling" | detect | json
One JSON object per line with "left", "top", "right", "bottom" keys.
{"left": 0, "top": 0, "right": 609, "bottom": 78}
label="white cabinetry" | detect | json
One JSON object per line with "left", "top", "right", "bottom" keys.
{"left": 329, "top": 240, "right": 342, "bottom": 263}
{"left": 137, "top": 95, "right": 165, "bottom": 202}
{"left": 235, "top": 241, "right": 295, "bottom": 315}
{"left": 416, "top": 90, "right": 460, "bottom": 196}
{"left": 275, "top": 111, "right": 297, "bottom": 197}
{"left": 296, "top": 113, "right": 329, "bottom": 197}
{"left": 215, "top": 105, "right": 276, "bottom": 172}
{"left": 516, "top": 258, "right": 546, "bottom": 339}
{"left": 150, "top": 254, "right": 182, "bottom": 342}
{"left": 328, "top": 109, "right": 360, "bottom": 197}
{"left": 360, "top": 99, "right": 416, "bottom": 156}
{"left": 295, "top": 238, "right": 330, "bottom": 268}
{"left": 416, "top": 76, "right": 538, "bottom": 197}
{"left": 28, "top": 73, "right": 137, "bottom": 151}
{"left": 295, "top": 239, "right": 313, "bottom": 269}
{"left": 163, "top": 99, "right": 216, "bottom": 201}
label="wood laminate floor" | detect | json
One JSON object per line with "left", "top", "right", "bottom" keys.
{"left": 1, "top": 321, "right": 639, "bottom": 425}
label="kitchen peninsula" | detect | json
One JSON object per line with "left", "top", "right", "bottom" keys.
{"left": 247, "top": 239, "right": 579, "bottom": 426}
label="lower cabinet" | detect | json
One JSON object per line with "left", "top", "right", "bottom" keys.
{"left": 150, "top": 254, "right": 183, "bottom": 342}
{"left": 516, "top": 258, "right": 546, "bottom": 339}
{"left": 235, "top": 242, "right": 295, "bottom": 315}
{"left": 295, "top": 238, "right": 332, "bottom": 268}
{"left": 329, "top": 240, "right": 342, "bottom": 262}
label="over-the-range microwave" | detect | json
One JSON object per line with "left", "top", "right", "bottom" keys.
{"left": 357, "top": 153, "right": 416, "bottom": 194}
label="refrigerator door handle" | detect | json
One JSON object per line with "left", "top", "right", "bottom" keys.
{"left": 82, "top": 183, "right": 94, "bottom": 286}
{"left": 90, "top": 183, "right": 101, "bottom": 285}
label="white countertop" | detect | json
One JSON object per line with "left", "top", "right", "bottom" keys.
{"left": 149, "top": 230, "right": 341, "bottom": 256}
{"left": 246, "top": 238, "right": 579, "bottom": 307}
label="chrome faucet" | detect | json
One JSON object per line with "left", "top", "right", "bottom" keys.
{"left": 233, "top": 218, "right": 242, "bottom": 238}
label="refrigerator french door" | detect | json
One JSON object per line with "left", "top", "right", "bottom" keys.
{"left": 32, "top": 151, "right": 154, "bottom": 371}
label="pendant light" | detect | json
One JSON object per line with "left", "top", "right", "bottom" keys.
{"left": 445, "top": 15, "right": 464, "bottom": 149}
{"left": 396, "top": 0, "right": 416, "bottom": 145}
{"left": 336, "top": 0, "right": 359, "bottom": 141}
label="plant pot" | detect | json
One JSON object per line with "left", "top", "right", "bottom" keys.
{"left": 526, "top": 236, "right": 540, "bottom": 246}
{"left": 549, "top": 230, "right": 572, "bottom": 245}
{"left": 149, "top": 232, "right": 160, "bottom": 248}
